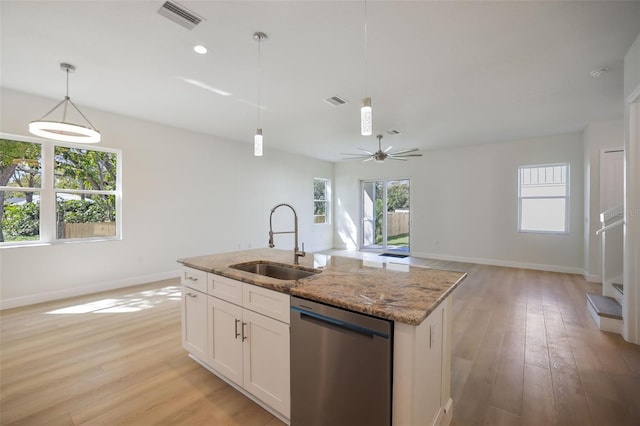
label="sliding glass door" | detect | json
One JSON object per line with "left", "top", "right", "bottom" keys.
{"left": 361, "top": 179, "right": 410, "bottom": 253}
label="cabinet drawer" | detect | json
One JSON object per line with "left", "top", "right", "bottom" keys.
{"left": 243, "top": 284, "right": 290, "bottom": 324}
{"left": 181, "top": 266, "right": 207, "bottom": 292}
{"left": 208, "top": 274, "right": 243, "bottom": 305}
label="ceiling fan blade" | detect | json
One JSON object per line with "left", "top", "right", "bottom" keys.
{"left": 362, "top": 157, "right": 375, "bottom": 162}
{"left": 341, "top": 152, "right": 370, "bottom": 157}
{"left": 384, "top": 145, "right": 393, "bottom": 153}
{"left": 389, "top": 148, "right": 419, "bottom": 155}
{"left": 357, "top": 148, "right": 375, "bottom": 155}
{"left": 389, "top": 154, "right": 423, "bottom": 158}
{"left": 387, "top": 157, "right": 408, "bottom": 161}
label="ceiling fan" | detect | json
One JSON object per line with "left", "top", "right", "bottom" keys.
{"left": 342, "top": 134, "right": 423, "bottom": 162}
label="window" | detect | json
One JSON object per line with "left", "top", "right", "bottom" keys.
{"left": 1, "top": 133, "right": 121, "bottom": 245}
{"left": 314, "top": 178, "right": 330, "bottom": 224}
{"left": 0, "top": 138, "right": 42, "bottom": 243}
{"left": 518, "top": 163, "right": 569, "bottom": 233}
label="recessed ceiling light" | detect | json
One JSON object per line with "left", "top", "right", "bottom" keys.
{"left": 193, "top": 45, "right": 207, "bottom": 54}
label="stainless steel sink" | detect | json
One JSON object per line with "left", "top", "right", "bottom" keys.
{"left": 230, "top": 261, "right": 321, "bottom": 281}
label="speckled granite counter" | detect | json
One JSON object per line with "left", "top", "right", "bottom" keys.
{"left": 178, "top": 248, "right": 466, "bottom": 326}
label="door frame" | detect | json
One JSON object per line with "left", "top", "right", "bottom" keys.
{"left": 359, "top": 177, "right": 412, "bottom": 255}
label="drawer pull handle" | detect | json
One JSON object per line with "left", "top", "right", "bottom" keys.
{"left": 186, "top": 276, "right": 198, "bottom": 281}
{"left": 242, "top": 322, "right": 248, "bottom": 342}
{"left": 235, "top": 319, "right": 241, "bottom": 339}
{"left": 187, "top": 293, "right": 197, "bottom": 298}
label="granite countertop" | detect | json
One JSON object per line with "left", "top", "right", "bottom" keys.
{"left": 178, "top": 248, "right": 466, "bottom": 326}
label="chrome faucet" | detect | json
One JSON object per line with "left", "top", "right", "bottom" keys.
{"left": 268, "top": 203, "right": 306, "bottom": 265}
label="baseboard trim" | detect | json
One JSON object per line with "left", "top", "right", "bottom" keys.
{"left": 583, "top": 273, "right": 602, "bottom": 283}
{"left": 410, "top": 251, "right": 584, "bottom": 275}
{"left": 0, "top": 270, "right": 181, "bottom": 310}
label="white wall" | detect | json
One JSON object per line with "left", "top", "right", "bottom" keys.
{"left": 334, "top": 133, "right": 584, "bottom": 273}
{"left": 0, "top": 88, "right": 334, "bottom": 309}
{"left": 582, "top": 119, "right": 624, "bottom": 281}
{"left": 622, "top": 32, "right": 640, "bottom": 344}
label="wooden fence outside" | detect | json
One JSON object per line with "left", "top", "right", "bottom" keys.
{"left": 62, "top": 222, "right": 116, "bottom": 239}
{"left": 387, "top": 211, "right": 409, "bottom": 236}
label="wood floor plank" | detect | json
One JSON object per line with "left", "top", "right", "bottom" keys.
{"left": 522, "top": 363, "right": 557, "bottom": 426}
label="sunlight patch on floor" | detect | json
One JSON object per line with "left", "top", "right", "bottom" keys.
{"left": 45, "top": 286, "right": 182, "bottom": 314}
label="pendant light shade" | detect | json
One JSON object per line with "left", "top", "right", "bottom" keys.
{"left": 29, "top": 63, "right": 100, "bottom": 144}
{"left": 254, "top": 128, "right": 263, "bottom": 156}
{"left": 361, "top": 97, "right": 372, "bottom": 136}
{"left": 254, "top": 32, "right": 267, "bottom": 157}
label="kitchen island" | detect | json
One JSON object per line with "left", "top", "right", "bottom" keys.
{"left": 178, "top": 248, "right": 466, "bottom": 426}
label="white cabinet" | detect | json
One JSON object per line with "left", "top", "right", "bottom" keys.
{"left": 242, "top": 308, "right": 290, "bottom": 416}
{"left": 207, "top": 296, "right": 244, "bottom": 385}
{"left": 181, "top": 267, "right": 208, "bottom": 361}
{"left": 393, "top": 298, "right": 450, "bottom": 426}
{"left": 182, "top": 271, "right": 291, "bottom": 420}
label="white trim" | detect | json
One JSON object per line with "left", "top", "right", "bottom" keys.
{"left": 410, "top": 251, "right": 583, "bottom": 275}
{"left": 582, "top": 272, "right": 601, "bottom": 283}
{"left": 0, "top": 269, "right": 180, "bottom": 310}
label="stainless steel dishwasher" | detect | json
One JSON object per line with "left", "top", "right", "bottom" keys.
{"left": 290, "top": 296, "right": 393, "bottom": 426}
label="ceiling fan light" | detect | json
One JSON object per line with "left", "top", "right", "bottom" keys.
{"left": 254, "top": 128, "right": 263, "bottom": 156}
{"left": 361, "top": 97, "right": 372, "bottom": 136}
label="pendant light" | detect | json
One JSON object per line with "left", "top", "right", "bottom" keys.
{"left": 254, "top": 32, "right": 267, "bottom": 156}
{"left": 360, "top": 0, "right": 372, "bottom": 136}
{"left": 29, "top": 63, "right": 101, "bottom": 143}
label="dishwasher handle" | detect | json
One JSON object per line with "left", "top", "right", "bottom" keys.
{"left": 292, "top": 306, "right": 390, "bottom": 339}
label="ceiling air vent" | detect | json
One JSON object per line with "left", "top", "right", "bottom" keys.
{"left": 158, "top": 1, "right": 203, "bottom": 30}
{"left": 386, "top": 129, "right": 401, "bottom": 135}
{"left": 324, "top": 95, "right": 348, "bottom": 106}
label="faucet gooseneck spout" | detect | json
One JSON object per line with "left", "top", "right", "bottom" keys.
{"left": 268, "top": 203, "right": 306, "bottom": 265}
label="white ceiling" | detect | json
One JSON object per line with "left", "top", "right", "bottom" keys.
{"left": 2, "top": 1, "right": 639, "bottom": 162}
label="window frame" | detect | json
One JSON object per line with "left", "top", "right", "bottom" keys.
{"left": 517, "top": 162, "right": 570, "bottom": 235}
{"left": 1, "top": 132, "right": 122, "bottom": 247}
{"left": 313, "top": 178, "right": 331, "bottom": 225}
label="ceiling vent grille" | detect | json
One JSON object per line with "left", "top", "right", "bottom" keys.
{"left": 386, "top": 129, "right": 402, "bottom": 135}
{"left": 158, "top": 1, "right": 203, "bottom": 30}
{"left": 324, "top": 95, "right": 348, "bottom": 106}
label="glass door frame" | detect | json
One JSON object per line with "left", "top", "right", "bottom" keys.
{"left": 360, "top": 178, "right": 411, "bottom": 255}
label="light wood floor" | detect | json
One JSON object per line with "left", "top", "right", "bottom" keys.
{"left": 1, "top": 261, "right": 639, "bottom": 425}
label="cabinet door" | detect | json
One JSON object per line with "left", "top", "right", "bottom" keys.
{"left": 423, "top": 307, "right": 444, "bottom": 426}
{"left": 207, "top": 296, "right": 244, "bottom": 386}
{"left": 242, "top": 309, "right": 291, "bottom": 418}
{"left": 181, "top": 288, "right": 207, "bottom": 361}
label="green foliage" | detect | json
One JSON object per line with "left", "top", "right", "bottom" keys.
{"left": 57, "top": 197, "right": 115, "bottom": 223}
{"left": 2, "top": 202, "right": 39, "bottom": 238}
{"left": 387, "top": 182, "right": 409, "bottom": 211}
{"left": 55, "top": 147, "right": 116, "bottom": 191}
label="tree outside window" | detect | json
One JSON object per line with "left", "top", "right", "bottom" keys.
{"left": 314, "top": 178, "right": 330, "bottom": 224}
{"left": 0, "top": 138, "right": 42, "bottom": 243}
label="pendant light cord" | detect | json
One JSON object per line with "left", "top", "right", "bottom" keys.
{"left": 62, "top": 67, "right": 70, "bottom": 121}
{"left": 364, "top": 0, "right": 368, "bottom": 98}
{"left": 257, "top": 35, "right": 262, "bottom": 129}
